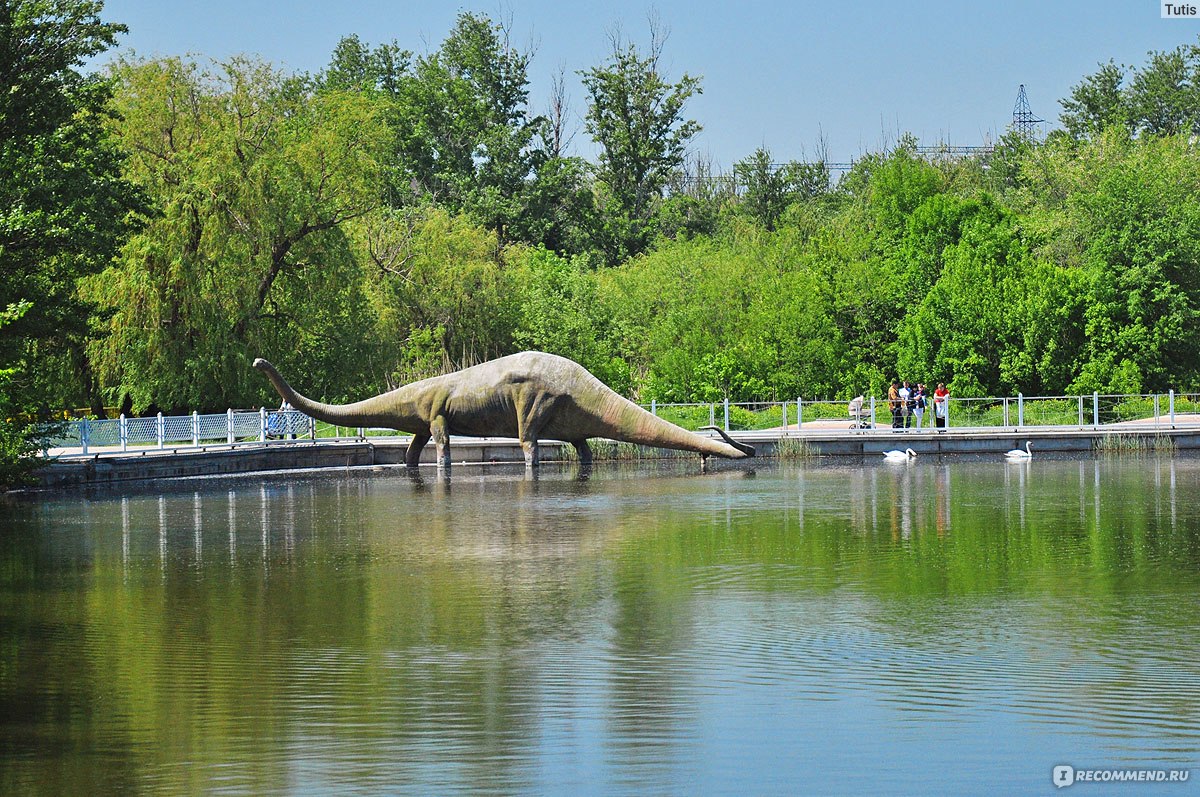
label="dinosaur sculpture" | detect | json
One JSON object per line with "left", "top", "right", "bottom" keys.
{"left": 253, "top": 352, "right": 754, "bottom": 468}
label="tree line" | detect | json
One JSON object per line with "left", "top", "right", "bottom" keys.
{"left": 3, "top": 0, "right": 1200, "bottom": 482}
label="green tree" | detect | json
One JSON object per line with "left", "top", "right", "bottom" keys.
{"left": 581, "top": 26, "right": 702, "bottom": 263}
{"left": 0, "top": 0, "right": 140, "bottom": 483}
{"left": 1125, "top": 44, "right": 1200, "bottom": 137}
{"left": 1059, "top": 60, "right": 1129, "bottom": 139}
{"left": 657, "top": 155, "right": 736, "bottom": 242}
{"left": 358, "top": 207, "right": 517, "bottom": 387}
{"left": 604, "top": 223, "right": 841, "bottom": 402}
{"left": 734, "top": 147, "right": 829, "bottom": 232}
{"left": 85, "top": 55, "right": 389, "bottom": 411}
{"left": 1060, "top": 41, "right": 1200, "bottom": 140}
{"left": 390, "top": 13, "right": 541, "bottom": 241}
{"left": 896, "top": 211, "right": 1040, "bottom": 396}
{"left": 0, "top": 301, "right": 44, "bottom": 486}
{"left": 510, "top": 247, "right": 630, "bottom": 393}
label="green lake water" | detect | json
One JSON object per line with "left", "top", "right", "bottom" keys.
{"left": 2, "top": 456, "right": 1199, "bottom": 795}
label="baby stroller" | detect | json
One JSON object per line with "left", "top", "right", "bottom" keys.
{"left": 848, "top": 396, "right": 873, "bottom": 429}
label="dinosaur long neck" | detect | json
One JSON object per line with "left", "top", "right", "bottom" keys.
{"left": 593, "top": 389, "right": 752, "bottom": 459}
{"left": 253, "top": 358, "right": 416, "bottom": 431}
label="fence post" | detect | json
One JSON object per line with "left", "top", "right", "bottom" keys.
{"left": 1154, "top": 394, "right": 1161, "bottom": 431}
{"left": 1017, "top": 394, "right": 1024, "bottom": 429}
{"left": 81, "top": 417, "right": 89, "bottom": 456}
{"left": 797, "top": 397, "right": 802, "bottom": 430}
{"left": 1092, "top": 392, "right": 1099, "bottom": 430}
{"left": 869, "top": 396, "right": 876, "bottom": 429}
{"left": 192, "top": 411, "right": 199, "bottom": 446}
{"left": 782, "top": 401, "right": 788, "bottom": 432}
{"left": 1003, "top": 397, "right": 1009, "bottom": 428}
{"left": 120, "top": 413, "right": 128, "bottom": 453}
{"left": 723, "top": 398, "right": 730, "bottom": 432}
{"left": 946, "top": 397, "right": 952, "bottom": 430}
{"left": 157, "top": 412, "right": 164, "bottom": 449}
{"left": 709, "top": 404, "right": 715, "bottom": 427}
{"left": 227, "top": 408, "right": 234, "bottom": 445}
{"left": 309, "top": 416, "right": 316, "bottom": 440}
{"left": 1078, "top": 395, "right": 1084, "bottom": 428}
{"left": 650, "top": 399, "right": 656, "bottom": 417}
{"left": 259, "top": 407, "right": 266, "bottom": 442}
{"left": 1169, "top": 389, "right": 1175, "bottom": 428}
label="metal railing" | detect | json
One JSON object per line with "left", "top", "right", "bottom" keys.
{"left": 649, "top": 391, "right": 1200, "bottom": 434}
{"left": 44, "top": 391, "right": 1200, "bottom": 458}
{"left": 46, "top": 409, "right": 316, "bottom": 456}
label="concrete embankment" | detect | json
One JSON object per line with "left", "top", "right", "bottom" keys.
{"left": 28, "top": 425, "right": 1200, "bottom": 489}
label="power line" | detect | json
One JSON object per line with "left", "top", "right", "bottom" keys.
{"left": 1012, "top": 84, "right": 1044, "bottom": 141}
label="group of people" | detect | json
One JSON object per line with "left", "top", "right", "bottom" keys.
{"left": 887, "top": 381, "right": 950, "bottom": 430}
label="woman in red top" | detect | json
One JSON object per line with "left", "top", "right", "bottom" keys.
{"left": 933, "top": 383, "right": 950, "bottom": 430}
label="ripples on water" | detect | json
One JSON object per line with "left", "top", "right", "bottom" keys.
{"left": 2, "top": 457, "right": 1200, "bottom": 794}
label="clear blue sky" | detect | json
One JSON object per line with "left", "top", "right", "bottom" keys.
{"left": 97, "top": 0, "right": 1198, "bottom": 167}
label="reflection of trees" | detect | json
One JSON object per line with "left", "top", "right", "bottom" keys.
{"left": 2, "top": 459, "right": 1199, "bottom": 790}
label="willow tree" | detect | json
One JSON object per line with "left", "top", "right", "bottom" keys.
{"left": 84, "top": 55, "right": 390, "bottom": 411}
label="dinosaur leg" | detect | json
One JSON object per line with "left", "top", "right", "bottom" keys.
{"left": 572, "top": 439, "right": 592, "bottom": 467}
{"left": 406, "top": 432, "right": 430, "bottom": 468}
{"left": 430, "top": 416, "right": 450, "bottom": 470}
{"left": 521, "top": 439, "right": 539, "bottom": 468}
{"left": 515, "top": 390, "right": 559, "bottom": 470}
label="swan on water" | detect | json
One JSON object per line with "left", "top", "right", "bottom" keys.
{"left": 1005, "top": 441, "right": 1033, "bottom": 459}
{"left": 883, "top": 448, "right": 917, "bottom": 461}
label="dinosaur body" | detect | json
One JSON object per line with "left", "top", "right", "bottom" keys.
{"left": 253, "top": 352, "right": 754, "bottom": 468}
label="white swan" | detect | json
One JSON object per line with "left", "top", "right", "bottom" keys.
{"left": 1005, "top": 441, "right": 1033, "bottom": 459}
{"left": 883, "top": 448, "right": 917, "bottom": 461}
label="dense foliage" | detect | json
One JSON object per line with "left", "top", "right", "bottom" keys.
{"left": 4, "top": 1, "right": 1200, "bottom": 485}
{"left": 0, "top": 0, "right": 140, "bottom": 483}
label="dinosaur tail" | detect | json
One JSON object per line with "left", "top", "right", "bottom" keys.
{"left": 253, "top": 358, "right": 399, "bottom": 429}
{"left": 591, "top": 391, "right": 754, "bottom": 459}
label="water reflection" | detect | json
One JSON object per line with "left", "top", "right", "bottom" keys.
{"left": 2, "top": 457, "right": 1199, "bottom": 794}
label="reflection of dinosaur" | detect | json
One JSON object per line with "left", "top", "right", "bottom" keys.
{"left": 253, "top": 352, "right": 754, "bottom": 468}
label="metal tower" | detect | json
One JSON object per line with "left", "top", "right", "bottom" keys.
{"left": 1012, "top": 84, "right": 1043, "bottom": 141}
